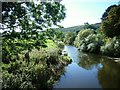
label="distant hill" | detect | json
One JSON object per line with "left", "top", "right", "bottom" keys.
{"left": 91, "top": 23, "right": 101, "bottom": 29}
{"left": 56, "top": 23, "right": 101, "bottom": 34}
{"left": 57, "top": 25, "right": 84, "bottom": 33}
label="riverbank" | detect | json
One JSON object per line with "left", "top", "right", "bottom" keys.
{"left": 53, "top": 45, "right": 120, "bottom": 88}
{"left": 70, "top": 29, "right": 120, "bottom": 59}
{"left": 1, "top": 40, "right": 72, "bottom": 89}
{"left": 77, "top": 46, "right": 120, "bottom": 64}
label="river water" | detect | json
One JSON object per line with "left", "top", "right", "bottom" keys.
{"left": 53, "top": 45, "right": 120, "bottom": 88}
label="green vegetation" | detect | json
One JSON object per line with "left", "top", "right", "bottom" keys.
{"left": 1, "top": 1, "right": 72, "bottom": 89}
{"left": 101, "top": 5, "right": 117, "bottom": 20}
{"left": 2, "top": 1, "right": 66, "bottom": 63}
{"left": 101, "top": 36, "right": 120, "bottom": 57}
{"left": 1, "top": 1, "right": 120, "bottom": 89}
{"left": 45, "top": 29, "right": 65, "bottom": 49}
{"left": 74, "top": 29, "right": 94, "bottom": 47}
{"left": 56, "top": 23, "right": 100, "bottom": 34}
{"left": 74, "top": 29, "right": 104, "bottom": 53}
{"left": 64, "top": 32, "right": 75, "bottom": 45}
{"left": 74, "top": 4, "right": 120, "bottom": 58}
{"left": 46, "top": 39, "right": 58, "bottom": 49}
{"left": 83, "top": 22, "right": 99, "bottom": 30}
{"left": 100, "top": 5, "right": 120, "bottom": 37}
{"left": 61, "top": 22, "right": 100, "bottom": 46}
{"left": 2, "top": 47, "right": 71, "bottom": 89}
{"left": 1, "top": 37, "right": 72, "bottom": 89}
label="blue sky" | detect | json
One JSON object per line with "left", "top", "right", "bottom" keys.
{"left": 60, "top": 0, "right": 119, "bottom": 28}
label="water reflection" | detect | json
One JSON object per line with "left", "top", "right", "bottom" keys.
{"left": 64, "top": 45, "right": 80, "bottom": 63}
{"left": 98, "top": 59, "right": 120, "bottom": 88}
{"left": 53, "top": 46, "right": 120, "bottom": 88}
{"left": 79, "top": 53, "right": 120, "bottom": 88}
{"left": 78, "top": 53, "right": 102, "bottom": 70}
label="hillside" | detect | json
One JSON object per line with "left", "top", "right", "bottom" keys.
{"left": 56, "top": 23, "right": 101, "bottom": 34}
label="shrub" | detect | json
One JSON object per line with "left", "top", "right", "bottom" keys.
{"left": 74, "top": 29, "right": 104, "bottom": 53}
{"left": 56, "top": 41, "right": 64, "bottom": 49}
{"left": 64, "top": 32, "right": 75, "bottom": 45}
{"left": 2, "top": 48, "right": 71, "bottom": 89}
{"left": 74, "top": 29, "right": 94, "bottom": 47}
{"left": 100, "top": 36, "right": 120, "bottom": 57}
{"left": 80, "top": 34, "right": 104, "bottom": 53}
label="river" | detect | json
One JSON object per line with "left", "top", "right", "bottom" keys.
{"left": 53, "top": 45, "right": 120, "bottom": 89}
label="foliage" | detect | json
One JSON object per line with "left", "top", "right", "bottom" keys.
{"left": 46, "top": 29, "right": 65, "bottom": 42}
{"left": 100, "top": 36, "right": 120, "bottom": 57}
{"left": 2, "top": 2, "right": 66, "bottom": 35}
{"left": 56, "top": 41, "right": 65, "bottom": 49}
{"left": 101, "top": 5, "right": 117, "bottom": 20}
{"left": 2, "top": 34, "right": 47, "bottom": 63}
{"left": 2, "top": 1, "right": 66, "bottom": 63}
{"left": 1, "top": 1, "right": 71, "bottom": 89}
{"left": 84, "top": 22, "right": 97, "bottom": 30}
{"left": 64, "top": 32, "right": 75, "bottom": 45}
{"left": 45, "top": 39, "right": 58, "bottom": 49}
{"left": 56, "top": 25, "right": 84, "bottom": 34}
{"left": 45, "top": 29, "right": 65, "bottom": 48}
{"left": 74, "top": 29, "right": 94, "bottom": 47}
{"left": 2, "top": 48, "right": 72, "bottom": 89}
{"left": 56, "top": 23, "right": 100, "bottom": 35}
{"left": 54, "top": 30, "right": 65, "bottom": 42}
{"left": 100, "top": 5, "right": 120, "bottom": 37}
{"left": 74, "top": 29, "right": 104, "bottom": 53}
{"left": 75, "top": 28, "right": 120, "bottom": 57}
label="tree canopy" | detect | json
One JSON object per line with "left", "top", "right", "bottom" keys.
{"left": 2, "top": 1, "right": 66, "bottom": 63}
{"left": 100, "top": 5, "right": 120, "bottom": 37}
{"left": 101, "top": 5, "right": 117, "bottom": 20}
{"left": 2, "top": 1, "right": 66, "bottom": 39}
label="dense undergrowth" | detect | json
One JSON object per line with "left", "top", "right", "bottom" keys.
{"left": 1, "top": 39, "right": 71, "bottom": 89}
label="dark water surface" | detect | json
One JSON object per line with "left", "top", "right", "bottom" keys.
{"left": 53, "top": 46, "right": 120, "bottom": 88}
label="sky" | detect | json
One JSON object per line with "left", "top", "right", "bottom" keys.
{"left": 60, "top": 0, "right": 119, "bottom": 28}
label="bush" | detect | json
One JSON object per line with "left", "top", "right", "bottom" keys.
{"left": 2, "top": 48, "right": 71, "bottom": 89}
{"left": 74, "top": 29, "right": 94, "bottom": 47}
{"left": 74, "top": 29, "right": 104, "bottom": 53}
{"left": 64, "top": 32, "right": 75, "bottom": 45}
{"left": 75, "top": 28, "right": 120, "bottom": 57}
{"left": 56, "top": 41, "right": 65, "bottom": 49}
{"left": 100, "top": 36, "right": 120, "bottom": 57}
{"left": 80, "top": 34, "right": 104, "bottom": 53}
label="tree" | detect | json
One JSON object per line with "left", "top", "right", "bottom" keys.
{"left": 2, "top": 1, "right": 66, "bottom": 63}
{"left": 64, "top": 32, "right": 75, "bottom": 45}
{"left": 84, "top": 22, "right": 97, "bottom": 30}
{"left": 101, "top": 5, "right": 117, "bottom": 20}
{"left": 100, "top": 5, "right": 120, "bottom": 37}
{"left": 2, "top": 1, "right": 66, "bottom": 39}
